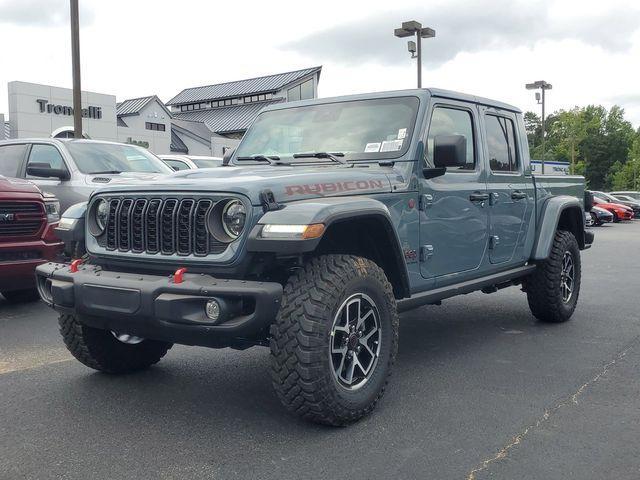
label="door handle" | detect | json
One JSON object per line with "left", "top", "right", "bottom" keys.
{"left": 469, "top": 192, "right": 490, "bottom": 202}
{"left": 511, "top": 190, "right": 527, "bottom": 200}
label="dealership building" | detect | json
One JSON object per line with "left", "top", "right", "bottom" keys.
{"left": 1, "top": 66, "right": 322, "bottom": 156}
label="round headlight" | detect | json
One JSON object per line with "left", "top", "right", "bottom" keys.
{"left": 96, "top": 200, "right": 109, "bottom": 231}
{"left": 88, "top": 199, "right": 109, "bottom": 237}
{"left": 221, "top": 200, "right": 246, "bottom": 239}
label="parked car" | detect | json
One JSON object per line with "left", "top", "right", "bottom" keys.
{"left": 0, "top": 175, "right": 63, "bottom": 302}
{"left": 592, "top": 191, "right": 640, "bottom": 218}
{"left": 592, "top": 195, "right": 634, "bottom": 221}
{"left": 0, "top": 138, "right": 174, "bottom": 213}
{"left": 159, "top": 154, "right": 223, "bottom": 171}
{"left": 608, "top": 193, "right": 640, "bottom": 216}
{"left": 37, "top": 88, "right": 592, "bottom": 426}
{"left": 589, "top": 205, "right": 614, "bottom": 226}
{"left": 610, "top": 191, "right": 640, "bottom": 200}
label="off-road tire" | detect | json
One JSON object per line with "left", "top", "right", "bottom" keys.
{"left": 270, "top": 255, "right": 398, "bottom": 426}
{"left": 58, "top": 314, "right": 172, "bottom": 373}
{"left": 1, "top": 288, "right": 40, "bottom": 303}
{"left": 525, "top": 230, "right": 581, "bottom": 323}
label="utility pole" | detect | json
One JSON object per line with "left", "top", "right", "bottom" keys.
{"left": 526, "top": 80, "right": 552, "bottom": 174}
{"left": 70, "top": 0, "right": 82, "bottom": 138}
{"left": 394, "top": 21, "right": 436, "bottom": 88}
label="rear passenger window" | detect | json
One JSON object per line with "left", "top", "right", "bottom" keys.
{"left": 485, "top": 115, "right": 519, "bottom": 172}
{"left": 26, "top": 144, "right": 65, "bottom": 178}
{"left": 426, "top": 107, "right": 475, "bottom": 170}
{"left": 0, "top": 144, "right": 27, "bottom": 177}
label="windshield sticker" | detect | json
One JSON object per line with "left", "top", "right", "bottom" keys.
{"left": 397, "top": 128, "right": 407, "bottom": 140}
{"left": 380, "top": 139, "right": 403, "bottom": 152}
{"left": 364, "top": 142, "right": 381, "bottom": 153}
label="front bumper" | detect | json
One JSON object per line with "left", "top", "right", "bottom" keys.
{"left": 0, "top": 240, "right": 63, "bottom": 291}
{"left": 35, "top": 262, "right": 283, "bottom": 348}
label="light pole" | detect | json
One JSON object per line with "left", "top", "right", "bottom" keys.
{"left": 525, "top": 80, "right": 552, "bottom": 174}
{"left": 394, "top": 21, "right": 435, "bottom": 88}
{"left": 70, "top": 0, "right": 82, "bottom": 139}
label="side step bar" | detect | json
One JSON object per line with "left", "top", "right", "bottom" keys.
{"left": 397, "top": 265, "right": 536, "bottom": 313}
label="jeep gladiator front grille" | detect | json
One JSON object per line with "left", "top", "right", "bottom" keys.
{"left": 102, "top": 196, "right": 226, "bottom": 256}
{"left": 0, "top": 201, "right": 45, "bottom": 239}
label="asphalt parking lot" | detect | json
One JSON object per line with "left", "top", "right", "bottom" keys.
{"left": 1, "top": 222, "right": 639, "bottom": 480}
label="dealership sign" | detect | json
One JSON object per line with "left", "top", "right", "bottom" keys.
{"left": 36, "top": 99, "right": 102, "bottom": 119}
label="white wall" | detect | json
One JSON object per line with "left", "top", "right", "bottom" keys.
{"left": 8, "top": 81, "right": 117, "bottom": 140}
{"left": 0, "top": 114, "right": 4, "bottom": 140}
{"left": 116, "top": 98, "right": 171, "bottom": 153}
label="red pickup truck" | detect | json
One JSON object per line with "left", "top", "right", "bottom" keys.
{"left": 0, "top": 175, "right": 63, "bottom": 302}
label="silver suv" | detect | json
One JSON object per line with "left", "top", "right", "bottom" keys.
{"left": 0, "top": 138, "right": 173, "bottom": 213}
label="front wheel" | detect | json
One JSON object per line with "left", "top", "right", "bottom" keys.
{"left": 59, "top": 314, "right": 172, "bottom": 373}
{"left": 525, "top": 230, "right": 581, "bottom": 323}
{"left": 270, "top": 255, "right": 398, "bottom": 426}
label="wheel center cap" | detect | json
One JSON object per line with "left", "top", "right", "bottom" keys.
{"left": 348, "top": 334, "right": 359, "bottom": 350}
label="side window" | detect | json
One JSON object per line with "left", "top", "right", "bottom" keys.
{"left": 26, "top": 144, "right": 66, "bottom": 178}
{"left": 485, "top": 115, "right": 519, "bottom": 173}
{"left": 426, "top": 107, "right": 475, "bottom": 170}
{"left": 0, "top": 144, "right": 27, "bottom": 177}
{"left": 164, "top": 159, "right": 190, "bottom": 171}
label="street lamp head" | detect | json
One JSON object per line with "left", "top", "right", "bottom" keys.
{"left": 394, "top": 27, "right": 413, "bottom": 38}
{"left": 420, "top": 27, "right": 436, "bottom": 38}
{"left": 401, "top": 20, "right": 422, "bottom": 31}
{"left": 526, "top": 80, "right": 553, "bottom": 90}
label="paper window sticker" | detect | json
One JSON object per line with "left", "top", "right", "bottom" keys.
{"left": 380, "top": 139, "right": 403, "bottom": 152}
{"left": 398, "top": 128, "right": 407, "bottom": 139}
{"left": 364, "top": 142, "right": 381, "bottom": 153}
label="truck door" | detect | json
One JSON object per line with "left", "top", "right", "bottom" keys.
{"left": 481, "top": 108, "right": 534, "bottom": 265}
{"left": 419, "top": 102, "right": 490, "bottom": 280}
{"left": 21, "top": 143, "right": 72, "bottom": 210}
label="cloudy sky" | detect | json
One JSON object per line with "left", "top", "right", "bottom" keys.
{"left": 1, "top": 0, "right": 639, "bottom": 125}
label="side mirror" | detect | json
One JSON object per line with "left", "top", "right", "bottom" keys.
{"left": 222, "top": 148, "right": 236, "bottom": 166}
{"left": 433, "top": 134, "right": 467, "bottom": 168}
{"left": 422, "top": 134, "right": 467, "bottom": 180}
{"left": 27, "top": 163, "right": 70, "bottom": 180}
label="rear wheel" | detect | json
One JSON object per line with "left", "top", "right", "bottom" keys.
{"left": 525, "top": 230, "right": 581, "bottom": 323}
{"left": 58, "top": 314, "right": 172, "bottom": 373}
{"left": 270, "top": 255, "right": 398, "bottom": 426}
{"left": 1, "top": 288, "right": 40, "bottom": 303}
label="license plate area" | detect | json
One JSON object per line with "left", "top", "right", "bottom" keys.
{"left": 81, "top": 284, "right": 141, "bottom": 314}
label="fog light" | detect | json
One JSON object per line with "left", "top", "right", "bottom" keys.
{"left": 205, "top": 299, "right": 221, "bottom": 321}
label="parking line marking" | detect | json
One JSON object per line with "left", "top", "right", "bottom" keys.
{"left": 0, "top": 357, "right": 73, "bottom": 375}
{"left": 466, "top": 337, "right": 639, "bottom": 480}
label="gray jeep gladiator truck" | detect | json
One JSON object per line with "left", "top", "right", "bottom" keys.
{"left": 36, "top": 89, "right": 593, "bottom": 425}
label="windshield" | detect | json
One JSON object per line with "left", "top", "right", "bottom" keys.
{"left": 192, "top": 158, "right": 222, "bottom": 168}
{"left": 66, "top": 142, "right": 172, "bottom": 175}
{"left": 234, "top": 97, "right": 420, "bottom": 163}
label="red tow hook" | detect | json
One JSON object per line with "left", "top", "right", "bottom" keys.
{"left": 173, "top": 267, "right": 187, "bottom": 284}
{"left": 69, "top": 258, "right": 83, "bottom": 273}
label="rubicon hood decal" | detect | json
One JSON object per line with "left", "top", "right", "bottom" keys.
{"left": 285, "top": 180, "right": 386, "bottom": 196}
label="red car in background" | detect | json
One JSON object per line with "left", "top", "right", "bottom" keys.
{"left": 0, "top": 176, "right": 63, "bottom": 302}
{"left": 593, "top": 196, "right": 634, "bottom": 222}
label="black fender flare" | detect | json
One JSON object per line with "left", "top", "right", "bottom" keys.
{"left": 247, "top": 196, "right": 410, "bottom": 297}
{"left": 531, "top": 196, "right": 585, "bottom": 260}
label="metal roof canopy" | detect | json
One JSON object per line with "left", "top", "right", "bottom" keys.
{"left": 166, "top": 66, "right": 321, "bottom": 106}
{"left": 173, "top": 98, "right": 284, "bottom": 134}
{"left": 117, "top": 95, "right": 173, "bottom": 118}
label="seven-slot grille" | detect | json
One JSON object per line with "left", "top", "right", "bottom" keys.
{"left": 101, "top": 196, "right": 227, "bottom": 256}
{"left": 0, "top": 201, "right": 45, "bottom": 239}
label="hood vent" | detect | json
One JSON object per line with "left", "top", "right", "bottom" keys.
{"left": 92, "top": 177, "right": 112, "bottom": 183}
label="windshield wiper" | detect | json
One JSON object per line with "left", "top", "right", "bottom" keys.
{"left": 292, "top": 152, "right": 347, "bottom": 164}
{"left": 236, "top": 155, "right": 281, "bottom": 165}
{"left": 89, "top": 170, "right": 122, "bottom": 175}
